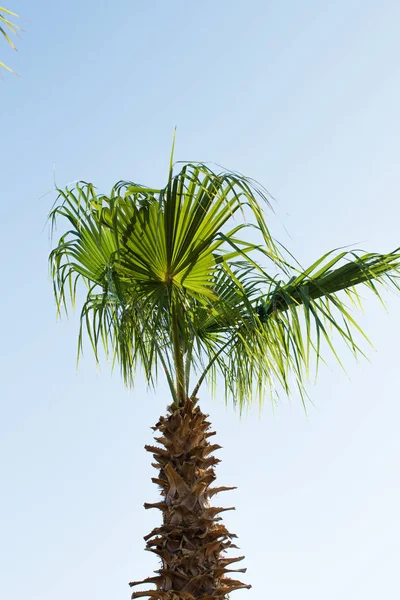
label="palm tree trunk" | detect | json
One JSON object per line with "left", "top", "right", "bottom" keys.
{"left": 130, "top": 398, "right": 251, "bottom": 599}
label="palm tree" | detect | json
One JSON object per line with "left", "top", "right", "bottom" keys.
{"left": 49, "top": 145, "right": 400, "bottom": 599}
{"left": 0, "top": 6, "right": 20, "bottom": 73}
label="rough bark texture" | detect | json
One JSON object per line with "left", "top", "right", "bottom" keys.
{"left": 129, "top": 398, "right": 251, "bottom": 599}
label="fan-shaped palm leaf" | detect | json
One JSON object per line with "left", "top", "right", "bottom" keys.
{"left": 49, "top": 162, "right": 288, "bottom": 405}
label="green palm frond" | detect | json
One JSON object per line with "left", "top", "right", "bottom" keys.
{"left": 49, "top": 164, "right": 286, "bottom": 405}
{"left": 49, "top": 152, "right": 400, "bottom": 410}
{"left": 225, "top": 249, "right": 400, "bottom": 407}
{"left": 0, "top": 6, "right": 20, "bottom": 73}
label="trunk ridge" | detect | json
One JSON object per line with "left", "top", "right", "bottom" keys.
{"left": 130, "top": 398, "right": 251, "bottom": 599}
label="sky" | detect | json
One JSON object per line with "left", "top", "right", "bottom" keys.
{"left": 1, "top": 1, "right": 400, "bottom": 598}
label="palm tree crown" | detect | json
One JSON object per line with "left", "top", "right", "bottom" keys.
{"left": 49, "top": 148, "right": 400, "bottom": 411}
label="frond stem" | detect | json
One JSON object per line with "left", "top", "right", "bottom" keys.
{"left": 189, "top": 338, "right": 232, "bottom": 400}
{"left": 171, "top": 307, "right": 186, "bottom": 406}
{"left": 156, "top": 345, "right": 178, "bottom": 406}
{"left": 184, "top": 341, "right": 193, "bottom": 398}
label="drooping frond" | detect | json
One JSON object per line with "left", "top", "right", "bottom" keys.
{"left": 203, "top": 248, "right": 400, "bottom": 409}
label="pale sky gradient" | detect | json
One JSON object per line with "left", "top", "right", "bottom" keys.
{"left": 1, "top": 1, "right": 400, "bottom": 599}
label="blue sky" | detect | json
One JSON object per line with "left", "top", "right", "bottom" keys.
{"left": 1, "top": 1, "right": 400, "bottom": 598}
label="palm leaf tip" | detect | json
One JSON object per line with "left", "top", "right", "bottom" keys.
{"left": 1, "top": 6, "right": 21, "bottom": 73}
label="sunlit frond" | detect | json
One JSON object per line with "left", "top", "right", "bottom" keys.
{"left": 0, "top": 6, "right": 20, "bottom": 73}
{"left": 216, "top": 249, "right": 400, "bottom": 409}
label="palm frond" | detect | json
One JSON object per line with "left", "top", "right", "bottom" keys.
{"left": 49, "top": 164, "right": 286, "bottom": 398}
{"left": 0, "top": 6, "right": 20, "bottom": 73}
{"left": 186, "top": 248, "right": 400, "bottom": 410}
{"left": 237, "top": 249, "right": 400, "bottom": 407}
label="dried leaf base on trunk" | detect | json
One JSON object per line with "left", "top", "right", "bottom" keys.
{"left": 130, "top": 398, "right": 251, "bottom": 600}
